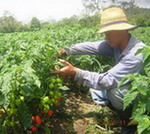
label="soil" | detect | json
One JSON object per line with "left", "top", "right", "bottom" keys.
{"left": 48, "top": 91, "right": 122, "bottom": 134}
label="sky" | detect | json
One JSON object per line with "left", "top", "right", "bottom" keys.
{"left": 0, "top": 0, "right": 84, "bottom": 23}
{"left": 0, "top": 0, "right": 150, "bottom": 23}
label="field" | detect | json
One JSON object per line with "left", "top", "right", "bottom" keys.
{"left": 0, "top": 24, "right": 150, "bottom": 134}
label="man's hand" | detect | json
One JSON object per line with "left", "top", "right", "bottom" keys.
{"left": 59, "top": 49, "right": 67, "bottom": 56}
{"left": 55, "top": 49, "right": 67, "bottom": 58}
{"left": 52, "top": 59, "right": 78, "bottom": 78}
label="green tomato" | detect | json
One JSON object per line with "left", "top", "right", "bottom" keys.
{"left": 41, "top": 100, "right": 45, "bottom": 106}
{"left": 20, "top": 96, "right": 25, "bottom": 102}
{"left": 10, "top": 109, "right": 17, "bottom": 115}
{"left": 54, "top": 95, "right": 58, "bottom": 99}
{"left": 48, "top": 99, "right": 53, "bottom": 104}
{"left": 50, "top": 78, "right": 56, "bottom": 84}
{"left": 6, "top": 108, "right": 11, "bottom": 113}
{"left": 44, "top": 104, "right": 50, "bottom": 111}
{"left": 7, "top": 108, "right": 17, "bottom": 116}
{"left": 56, "top": 83, "right": 62, "bottom": 88}
{"left": 49, "top": 91, "right": 54, "bottom": 96}
{"left": 57, "top": 92, "right": 62, "bottom": 98}
{"left": 15, "top": 99, "right": 21, "bottom": 106}
{"left": 48, "top": 99, "right": 53, "bottom": 106}
{"left": 56, "top": 78, "right": 63, "bottom": 84}
{"left": 53, "top": 100, "right": 58, "bottom": 105}
{"left": 51, "top": 99, "right": 58, "bottom": 105}
{"left": 43, "top": 96, "right": 50, "bottom": 103}
{"left": 19, "top": 90, "right": 25, "bottom": 95}
{"left": 49, "top": 83, "right": 54, "bottom": 89}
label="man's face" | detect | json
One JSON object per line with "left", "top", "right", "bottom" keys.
{"left": 104, "top": 31, "right": 123, "bottom": 48}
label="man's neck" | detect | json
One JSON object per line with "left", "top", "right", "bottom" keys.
{"left": 119, "top": 33, "right": 131, "bottom": 52}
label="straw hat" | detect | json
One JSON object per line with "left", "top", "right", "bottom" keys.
{"left": 97, "top": 7, "right": 138, "bottom": 33}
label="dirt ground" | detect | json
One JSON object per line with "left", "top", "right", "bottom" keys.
{"left": 49, "top": 91, "right": 122, "bottom": 134}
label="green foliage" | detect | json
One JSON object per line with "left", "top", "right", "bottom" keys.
{"left": 0, "top": 30, "right": 67, "bottom": 133}
{"left": 79, "top": 14, "right": 100, "bottom": 28}
{"left": 127, "top": 7, "right": 150, "bottom": 27}
{"left": 0, "top": 12, "right": 21, "bottom": 33}
{"left": 17, "top": 103, "right": 32, "bottom": 129}
{"left": 30, "top": 17, "right": 41, "bottom": 30}
{"left": 121, "top": 44, "right": 150, "bottom": 133}
{"left": 0, "top": 23, "right": 110, "bottom": 133}
{"left": 0, "top": 22, "right": 149, "bottom": 133}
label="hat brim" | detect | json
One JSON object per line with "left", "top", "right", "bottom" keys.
{"left": 97, "top": 23, "right": 138, "bottom": 34}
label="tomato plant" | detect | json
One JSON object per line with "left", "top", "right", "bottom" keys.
{"left": 120, "top": 45, "right": 150, "bottom": 134}
{"left": 0, "top": 23, "right": 149, "bottom": 133}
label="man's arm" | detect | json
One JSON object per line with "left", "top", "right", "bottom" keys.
{"left": 74, "top": 54, "right": 143, "bottom": 90}
{"left": 64, "top": 40, "right": 114, "bottom": 57}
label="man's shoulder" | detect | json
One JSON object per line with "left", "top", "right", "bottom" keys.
{"left": 131, "top": 35, "right": 146, "bottom": 48}
{"left": 129, "top": 36, "right": 146, "bottom": 55}
{"left": 123, "top": 36, "right": 145, "bottom": 62}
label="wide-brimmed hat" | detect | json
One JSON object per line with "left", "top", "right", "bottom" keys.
{"left": 97, "top": 7, "right": 138, "bottom": 34}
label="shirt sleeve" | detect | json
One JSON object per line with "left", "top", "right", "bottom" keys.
{"left": 65, "top": 40, "right": 114, "bottom": 57}
{"left": 74, "top": 54, "right": 143, "bottom": 90}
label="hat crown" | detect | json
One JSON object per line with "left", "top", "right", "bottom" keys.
{"left": 101, "top": 7, "right": 127, "bottom": 26}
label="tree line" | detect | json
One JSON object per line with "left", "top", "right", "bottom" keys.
{"left": 81, "top": 0, "right": 150, "bottom": 27}
{"left": 0, "top": 0, "right": 150, "bottom": 33}
{"left": 0, "top": 11, "right": 47, "bottom": 33}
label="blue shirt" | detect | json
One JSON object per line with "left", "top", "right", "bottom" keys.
{"left": 65, "top": 35, "right": 145, "bottom": 109}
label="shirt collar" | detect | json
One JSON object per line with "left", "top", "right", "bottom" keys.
{"left": 120, "top": 35, "right": 137, "bottom": 56}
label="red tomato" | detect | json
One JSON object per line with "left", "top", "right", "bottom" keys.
{"left": 36, "top": 118, "right": 42, "bottom": 124}
{"left": 35, "top": 115, "right": 40, "bottom": 120}
{"left": 35, "top": 115, "right": 42, "bottom": 124}
{"left": 32, "top": 126, "right": 37, "bottom": 132}
{"left": 56, "top": 98, "right": 62, "bottom": 101}
{"left": 32, "top": 116, "right": 35, "bottom": 121}
{"left": 47, "top": 110, "right": 54, "bottom": 117}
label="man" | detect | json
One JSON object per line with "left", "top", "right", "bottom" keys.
{"left": 53, "top": 7, "right": 145, "bottom": 134}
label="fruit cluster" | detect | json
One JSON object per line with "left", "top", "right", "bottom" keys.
{"left": 30, "top": 78, "right": 63, "bottom": 133}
